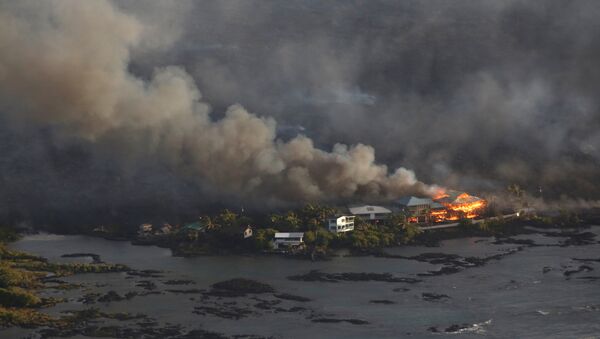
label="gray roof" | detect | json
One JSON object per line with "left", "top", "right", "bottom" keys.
{"left": 396, "top": 196, "right": 433, "bottom": 207}
{"left": 348, "top": 205, "right": 392, "bottom": 215}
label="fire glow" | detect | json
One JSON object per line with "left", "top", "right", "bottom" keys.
{"left": 433, "top": 191, "right": 487, "bottom": 222}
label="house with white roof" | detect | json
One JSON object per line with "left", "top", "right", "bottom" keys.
{"left": 272, "top": 232, "right": 304, "bottom": 250}
{"left": 348, "top": 205, "right": 392, "bottom": 222}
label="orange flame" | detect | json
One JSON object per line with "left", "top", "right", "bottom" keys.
{"left": 404, "top": 190, "right": 487, "bottom": 224}
{"left": 433, "top": 192, "right": 486, "bottom": 221}
{"left": 430, "top": 209, "right": 448, "bottom": 223}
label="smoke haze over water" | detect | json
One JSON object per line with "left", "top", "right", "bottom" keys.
{"left": 0, "top": 0, "right": 599, "bottom": 224}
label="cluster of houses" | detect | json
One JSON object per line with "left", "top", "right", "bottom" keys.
{"left": 131, "top": 191, "right": 484, "bottom": 252}
{"left": 275, "top": 197, "right": 431, "bottom": 250}
{"left": 326, "top": 191, "right": 486, "bottom": 233}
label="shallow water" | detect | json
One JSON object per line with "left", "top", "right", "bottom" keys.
{"left": 4, "top": 227, "right": 600, "bottom": 339}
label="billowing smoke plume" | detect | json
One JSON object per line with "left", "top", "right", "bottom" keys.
{"left": 148, "top": 0, "right": 599, "bottom": 200}
{"left": 1, "top": 0, "right": 599, "bottom": 226}
{"left": 0, "top": 0, "right": 433, "bottom": 224}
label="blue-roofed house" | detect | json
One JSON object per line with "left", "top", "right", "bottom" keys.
{"left": 183, "top": 221, "right": 206, "bottom": 240}
{"left": 184, "top": 221, "right": 205, "bottom": 231}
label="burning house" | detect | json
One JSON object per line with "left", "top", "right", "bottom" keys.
{"left": 433, "top": 191, "right": 487, "bottom": 221}
{"left": 397, "top": 190, "right": 487, "bottom": 224}
{"left": 395, "top": 197, "right": 446, "bottom": 223}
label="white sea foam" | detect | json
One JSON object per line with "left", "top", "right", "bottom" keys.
{"left": 445, "top": 319, "right": 492, "bottom": 335}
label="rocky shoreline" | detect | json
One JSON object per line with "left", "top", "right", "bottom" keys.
{"left": 1, "top": 243, "right": 375, "bottom": 337}
{"left": 2, "top": 220, "right": 599, "bottom": 338}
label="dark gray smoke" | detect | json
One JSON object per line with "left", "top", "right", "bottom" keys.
{"left": 150, "top": 0, "right": 600, "bottom": 197}
{"left": 0, "top": 0, "right": 598, "bottom": 225}
{"left": 0, "top": 0, "right": 436, "bottom": 225}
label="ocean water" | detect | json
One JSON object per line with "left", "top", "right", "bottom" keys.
{"left": 3, "top": 227, "right": 600, "bottom": 339}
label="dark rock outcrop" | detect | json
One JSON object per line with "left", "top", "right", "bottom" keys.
{"left": 288, "top": 270, "right": 421, "bottom": 283}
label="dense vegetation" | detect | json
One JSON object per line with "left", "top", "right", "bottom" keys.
{"left": 155, "top": 204, "right": 425, "bottom": 257}
{"left": 0, "top": 198, "right": 593, "bottom": 330}
{"left": 0, "top": 225, "right": 19, "bottom": 243}
{"left": 127, "top": 196, "right": 593, "bottom": 258}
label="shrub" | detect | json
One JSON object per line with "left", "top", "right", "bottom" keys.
{"left": 0, "top": 264, "right": 38, "bottom": 289}
{"left": 0, "top": 287, "right": 41, "bottom": 308}
{"left": 251, "top": 228, "right": 277, "bottom": 251}
{"left": 349, "top": 224, "right": 397, "bottom": 250}
{"left": 0, "top": 226, "right": 19, "bottom": 243}
{"left": 458, "top": 218, "right": 473, "bottom": 228}
{"left": 478, "top": 218, "right": 506, "bottom": 233}
{"left": 399, "top": 223, "right": 422, "bottom": 244}
{"left": 0, "top": 307, "right": 52, "bottom": 327}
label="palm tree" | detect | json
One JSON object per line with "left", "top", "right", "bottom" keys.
{"left": 203, "top": 216, "right": 220, "bottom": 231}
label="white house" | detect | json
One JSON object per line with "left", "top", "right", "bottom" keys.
{"left": 272, "top": 232, "right": 304, "bottom": 250}
{"left": 348, "top": 205, "right": 392, "bottom": 221}
{"left": 327, "top": 215, "right": 355, "bottom": 233}
{"left": 243, "top": 225, "right": 253, "bottom": 239}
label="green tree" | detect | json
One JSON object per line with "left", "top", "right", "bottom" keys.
{"left": 202, "top": 216, "right": 221, "bottom": 231}
{"left": 270, "top": 211, "right": 302, "bottom": 231}
{"left": 399, "top": 223, "right": 421, "bottom": 244}
{"left": 217, "top": 209, "right": 238, "bottom": 228}
{"left": 251, "top": 229, "right": 277, "bottom": 251}
{"left": 350, "top": 228, "right": 380, "bottom": 250}
{"left": 556, "top": 209, "right": 582, "bottom": 228}
{"left": 353, "top": 216, "right": 369, "bottom": 231}
{"left": 386, "top": 213, "right": 407, "bottom": 228}
{"left": 304, "top": 226, "right": 334, "bottom": 259}
{"left": 0, "top": 226, "right": 19, "bottom": 243}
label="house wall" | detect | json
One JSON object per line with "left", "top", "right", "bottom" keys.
{"left": 353, "top": 212, "right": 390, "bottom": 220}
{"left": 273, "top": 237, "right": 304, "bottom": 250}
{"left": 327, "top": 216, "right": 355, "bottom": 233}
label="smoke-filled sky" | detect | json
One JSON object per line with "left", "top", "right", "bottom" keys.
{"left": 0, "top": 0, "right": 599, "bottom": 224}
